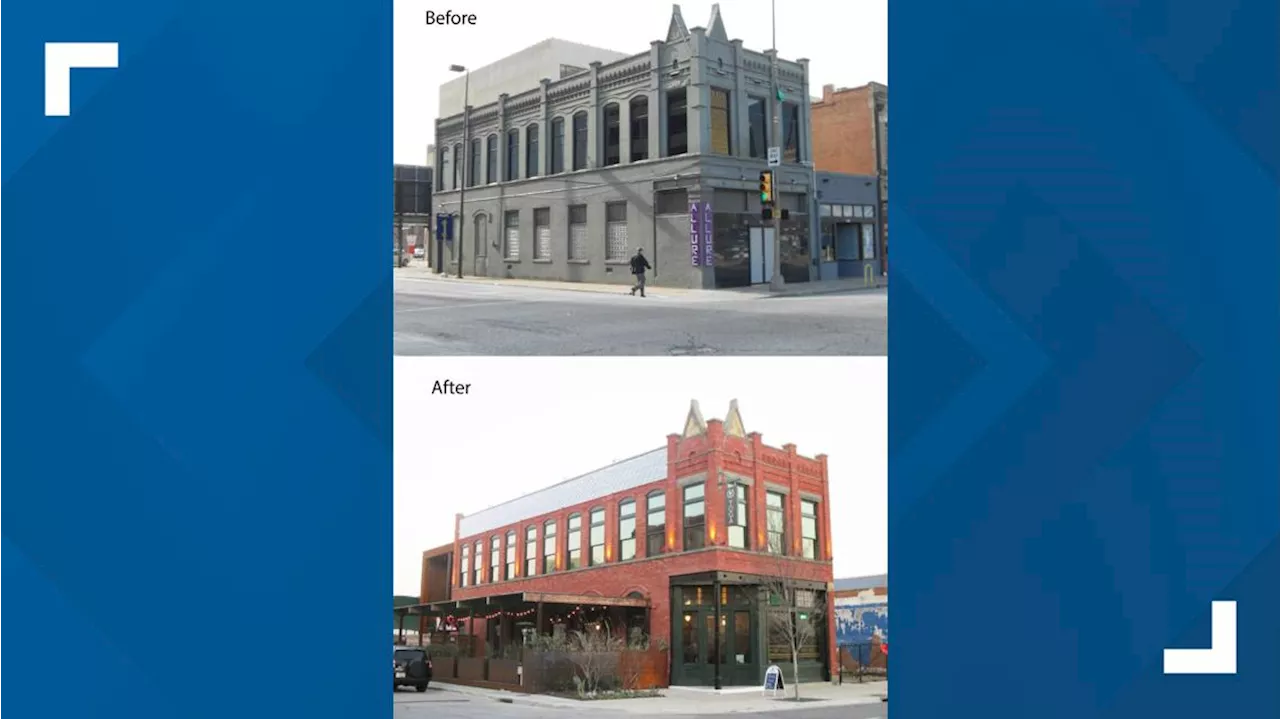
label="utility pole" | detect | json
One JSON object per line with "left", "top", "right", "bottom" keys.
{"left": 768, "top": 0, "right": 786, "bottom": 291}
{"left": 451, "top": 65, "right": 471, "bottom": 279}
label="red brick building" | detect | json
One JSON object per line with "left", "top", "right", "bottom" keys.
{"left": 412, "top": 400, "right": 837, "bottom": 687}
{"left": 811, "top": 82, "right": 888, "bottom": 272}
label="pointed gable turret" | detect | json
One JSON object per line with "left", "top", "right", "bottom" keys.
{"left": 724, "top": 399, "right": 746, "bottom": 437}
{"left": 666, "top": 4, "right": 691, "bottom": 42}
{"left": 682, "top": 399, "right": 708, "bottom": 437}
{"left": 707, "top": 3, "right": 729, "bottom": 42}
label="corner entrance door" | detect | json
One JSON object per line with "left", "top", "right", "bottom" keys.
{"left": 677, "top": 606, "right": 759, "bottom": 686}
{"left": 749, "top": 228, "right": 776, "bottom": 284}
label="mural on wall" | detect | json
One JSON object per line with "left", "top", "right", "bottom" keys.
{"left": 834, "top": 599, "right": 889, "bottom": 645}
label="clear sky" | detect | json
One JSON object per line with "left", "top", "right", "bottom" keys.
{"left": 394, "top": 357, "right": 887, "bottom": 596}
{"left": 394, "top": 0, "right": 889, "bottom": 164}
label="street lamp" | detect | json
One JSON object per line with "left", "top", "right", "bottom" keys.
{"left": 450, "top": 64, "right": 470, "bottom": 279}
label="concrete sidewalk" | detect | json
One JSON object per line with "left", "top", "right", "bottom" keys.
{"left": 433, "top": 680, "right": 887, "bottom": 714}
{"left": 396, "top": 266, "right": 884, "bottom": 299}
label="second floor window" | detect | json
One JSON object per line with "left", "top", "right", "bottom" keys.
{"left": 551, "top": 118, "right": 565, "bottom": 174}
{"left": 589, "top": 507, "right": 606, "bottom": 566}
{"left": 459, "top": 544, "right": 470, "bottom": 587}
{"left": 572, "top": 112, "right": 588, "bottom": 171}
{"left": 603, "top": 103, "right": 621, "bottom": 166}
{"left": 505, "top": 530, "right": 516, "bottom": 579}
{"left": 526, "top": 124, "right": 540, "bottom": 177}
{"left": 782, "top": 102, "right": 801, "bottom": 163}
{"left": 618, "top": 499, "right": 636, "bottom": 561}
{"left": 489, "top": 536, "right": 500, "bottom": 582}
{"left": 727, "top": 481, "right": 748, "bottom": 549}
{"left": 505, "top": 130, "right": 519, "bottom": 181}
{"left": 709, "top": 88, "right": 731, "bottom": 155}
{"left": 646, "top": 491, "right": 666, "bottom": 555}
{"left": 801, "top": 499, "right": 819, "bottom": 559}
{"left": 766, "top": 491, "right": 786, "bottom": 554}
{"left": 473, "top": 541, "right": 482, "bottom": 585}
{"left": 468, "top": 138, "right": 481, "bottom": 186}
{"left": 544, "top": 519, "right": 558, "bottom": 572}
{"left": 525, "top": 525, "right": 538, "bottom": 576}
{"left": 485, "top": 134, "right": 498, "bottom": 184}
{"left": 453, "top": 143, "right": 463, "bottom": 189}
{"left": 629, "top": 96, "right": 649, "bottom": 162}
{"left": 567, "top": 513, "right": 582, "bottom": 569}
{"left": 683, "top": 483, "right": 705, "bottom": 551}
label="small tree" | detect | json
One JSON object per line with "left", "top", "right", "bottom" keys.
{"left": 763, "top": 562, "right": 827, "bottom": 700}
{"left": 565, "top": 620, "right": 626, "bottom": 697}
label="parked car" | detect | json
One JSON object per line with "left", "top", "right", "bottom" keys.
{"left": 393, "top": 646, "right": 432, "bottom": 692}
{"left": 413, "top": 246, "right": 425, "bottom": 259}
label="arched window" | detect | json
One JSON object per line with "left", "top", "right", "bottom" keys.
{"left": 526, "top": 124, "right": 540, "bottom": 177}
{"left": 543, "top": 518, "right": 558, "bottom": 572}
{"left": 589, "top": 507, "right": 606, "bottom": 565}
{"left": 571, "top": 111, "right": 589, "bottom": 170}
{"left": 525, "top": 525, "right": 538, "bottom": 576}
{"left": 629, "top": 96, "right": 649, "bottom": 162}
{"left": 567, "top": 513, "right": 582, "bottom": 569}
{"left": 472, "top": 541, "right": 483, "bottom": 584}
{"left": 550, "top": 118, "right": 566, "bottom": 174}
{"left": 468, "top": 138, "right": 481, "bottom": 187}
{"left": 505, "top": 529, "right": 517, "bottom": 579}
{"left": 618, "top": 499, "right": 637, "bottom": 561}
{"left": 459, "top": 543, "right": 470, "bottom": 587}
{"left": 602, "top": 103, "right": 621, "bottom": 166}
{"left": 489, "top": 535, "right": 500, "bottom": 582}
{"left": 646, "top": 490, "right": 666, "bottom": 555}
{"left": 505, "top": 129, "right": 520, "bottom": 181}
{"left": 453, "top": 143, "right": 464, "bottom": 188}
{"left": 485, "top": 134, "right": 498, "bottom": 184}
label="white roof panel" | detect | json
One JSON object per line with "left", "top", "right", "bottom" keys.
{"left": 458, "top": 448, "right": 667, "bottom": 539}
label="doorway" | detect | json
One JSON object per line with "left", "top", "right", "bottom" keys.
{"left": 473, "top": 215, "right": 488, "bottom": 277}
{"left": 672, "top": 585, "right": 761, "bottom": 686}
{"left": 748, "top": 227, "right": 776, "bottom": 284}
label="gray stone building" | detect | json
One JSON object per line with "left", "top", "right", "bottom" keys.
{"left": 432, "top": 4, "right": 815, "bottom": 289}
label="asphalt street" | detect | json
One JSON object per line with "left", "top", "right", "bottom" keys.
{"left": 394, "top": 688, "right": 887, "bottom": 719}
{"left": 394, "top": 278, "right": 887, "bottom": 356}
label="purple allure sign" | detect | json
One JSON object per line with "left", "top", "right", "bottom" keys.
{"left": 689, "top": 201, "right": 701, "bottom": 266}
{"left": 702, "top": 201, "right": 714, "bottom": 266}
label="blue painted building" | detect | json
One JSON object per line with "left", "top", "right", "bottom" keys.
{"left": 833, "top": 573, "right": 888, "bottom": 646}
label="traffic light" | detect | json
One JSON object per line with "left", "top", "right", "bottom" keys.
{"left": 758, "top": 170, "right": 774, "bottom": 206}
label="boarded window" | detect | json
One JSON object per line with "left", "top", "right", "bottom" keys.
{"left": 533, "top": 208, "right": 551, "bottom": 260}
{"left": 568, "top": 205, "right": 588, "bottom": 261}
{"left": 605, "top": 202, "right": 627, "bottom": 261}
{"left": 504, "top": 210, "right": 520, "bottom": 260}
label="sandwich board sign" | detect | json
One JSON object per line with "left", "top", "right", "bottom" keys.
{"left": 762, "top": 664, "right": 784, "bottom": 696}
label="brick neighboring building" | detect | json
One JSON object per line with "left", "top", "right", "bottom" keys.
{"left": 412, "top": 399, "right": 837, "bottom": 687}
{"left": 811, "top": 83, "right": 888, "bottom": 272}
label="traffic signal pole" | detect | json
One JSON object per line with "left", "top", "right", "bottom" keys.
{"left": 769, "top": 0, "right": 785, "bottom": 291}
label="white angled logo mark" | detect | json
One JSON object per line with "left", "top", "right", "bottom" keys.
{"left": 45, "top": 42, "right": 119, "bottom": 116}
{"left": 1163, "top": 600, "right": 1237, "bottom": 675}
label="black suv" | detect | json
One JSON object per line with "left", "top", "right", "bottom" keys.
{"left": 393, "top": 647, "right": 432, "bottom": 692}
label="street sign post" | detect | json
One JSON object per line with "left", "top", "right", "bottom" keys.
{"left": 767, "top": 146, "right": 781, "bottom": 167}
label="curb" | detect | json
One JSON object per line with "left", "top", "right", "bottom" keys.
{"left": 396, "top": 274, "right": 692, "bottom": 299}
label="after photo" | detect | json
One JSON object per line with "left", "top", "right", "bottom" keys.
{"left": 393, "top": 357, "right": 887, "bottom": 717}
{"left": 393, "top": 0, "right": 888, "bottom": 355}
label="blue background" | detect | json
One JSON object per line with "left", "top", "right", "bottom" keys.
{"left": 2, "top": 2, "right": 391, "bottom": 718}
{"left": 891, "top": 0, "right": 1279, "bottom": 717}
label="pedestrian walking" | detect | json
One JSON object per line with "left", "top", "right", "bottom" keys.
{"left": 629, "top": 247, "right": 651, "bottom": 297}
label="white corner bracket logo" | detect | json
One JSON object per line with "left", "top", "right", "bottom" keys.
{"left": 45, "top": 42, "right": 119, "bottom": 117}
{"left": 1163, "top": 600, "right": 1237, "bottom": 675}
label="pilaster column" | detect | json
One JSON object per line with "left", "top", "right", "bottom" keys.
{"left": 539, "top": 78, "right": 553, "bottom": 174}
{"left": 649, "top": 41, "right": 664, "bottom": 159}
{"left": 687, "top": 27, "right": 709, "bottom": 155}
{"left": 618, "top": 94, "right": 632, "bottom": 165}
{"left": 588, "top": 61, "right": 603, "bottom": 169}
{"left": 797, "top": 58, "right": 812, "bottom": 163}
{"left": 497, "top": 93, "right": 509, "bottom": 182}
{"left": 731, "top": 39, "right": 749, "bottom": 157}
